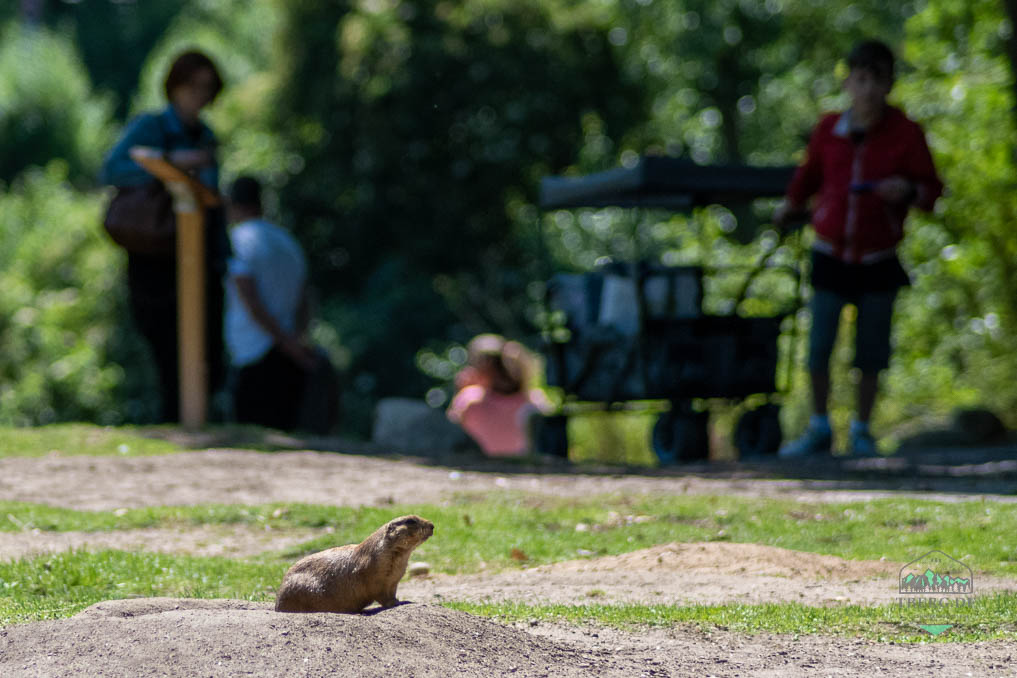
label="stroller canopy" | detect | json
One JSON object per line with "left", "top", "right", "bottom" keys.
{"left": 539, "top": 155, "right": 795, "bottom": 211}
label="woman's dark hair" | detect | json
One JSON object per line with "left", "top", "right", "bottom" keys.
{"left": 847, "top": 40, "right": 895, "bottom": 82}
{"left": 164, "top": 50, "right": 224, "bottom": 101}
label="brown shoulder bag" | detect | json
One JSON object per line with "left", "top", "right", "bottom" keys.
{"left": 103, "top": 181, "right": 176, "bottom": 256}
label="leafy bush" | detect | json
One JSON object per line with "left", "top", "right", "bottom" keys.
{"left": 0, "top": 165, "right": 158, "bottom": 425}
{"left": 0, "top": 22, "right": 114, "bottom": 186}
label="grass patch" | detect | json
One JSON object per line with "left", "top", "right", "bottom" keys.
{"left": 3, "top": 547, "right": 1013, "bottom": 642}
{"left": 446, "top": 595, "right": 1017, "bottom": 643}
{"left": 0, "top": 422, "right": 344, "bottom": 458}
{"left": 4, "top": 495, "right": 1017, "bottom": 579}
{"left": 0, "top": 549, "right": 280, "bottom": 626}
{"left": 0, "top": 424, "right": 182, "bottom": 458}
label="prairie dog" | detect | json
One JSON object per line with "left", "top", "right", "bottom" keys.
{"left": 275, "top": 515, "right": 434, "bottom": 613}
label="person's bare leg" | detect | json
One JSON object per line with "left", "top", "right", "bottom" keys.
{"left": 811, "top": 369, "right": 831, "bottom": 416}
{"left": 857, "top": 371, "right": 879, "bottom": 423}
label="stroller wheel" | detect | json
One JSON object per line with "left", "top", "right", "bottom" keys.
{"left": 652, "top": 405, "right": 709, "bottom": 465}
{"left": 734, "top": 403, "right": 783, "bottom": 459}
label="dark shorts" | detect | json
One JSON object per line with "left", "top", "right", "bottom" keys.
{"left": 807, "top": 287, "right": 898, "bottom": 373}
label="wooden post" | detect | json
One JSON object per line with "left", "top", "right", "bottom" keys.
{"left": 128, "top": 147, "right": 220, "bottom": 430}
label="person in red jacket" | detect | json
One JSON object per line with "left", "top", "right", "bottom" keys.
{"left": 775, "top": 39, "right": 943, "bottom": 458}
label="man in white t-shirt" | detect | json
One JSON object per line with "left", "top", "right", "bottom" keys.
{"left": 224, "top": 176, "right": 316, "bottom": 430}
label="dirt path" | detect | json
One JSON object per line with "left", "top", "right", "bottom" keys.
{"left": 1, "top": 447, "right": 1016, "bottom": 677}
{"left": 2, "top": 448, "right": 1015, "bottom": 512}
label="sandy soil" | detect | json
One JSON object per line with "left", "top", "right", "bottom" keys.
{"left": 1, "top": 446, "right": 1016, "bottom": 677}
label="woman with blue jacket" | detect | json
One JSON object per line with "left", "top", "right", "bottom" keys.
{"left": 101, "top": 50, "right": 230, "bottom": 422}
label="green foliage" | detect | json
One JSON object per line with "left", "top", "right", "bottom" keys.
{"left": 0, "top": 167, "right": 159, "bottom": 425}
{"left": 42, "top": 0, "right": 185, "bottom": 120}
{"left": 0, "top": 22, "right": 115, "bottom": 185}
{"left": 880, "top": 0, "right": 1017, "bottom": 431}
{"left": 267, "top": 0, "right": 647, "bottom": 433}
{"left": 2, "top": 0, "right": 1017, "bottom": 439}
{"left": 565, "top": 410, "right": 658, "bottom": 466}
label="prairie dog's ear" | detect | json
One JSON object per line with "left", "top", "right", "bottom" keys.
{"left": 386, "top": 516, "right": 411, "bottom": 535}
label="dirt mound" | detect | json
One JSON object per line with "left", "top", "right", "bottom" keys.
{"left": 402, "top": 543, "right": 1016, "bottom": 608}
{"left": 539, "top": 542, "right": 899, "bottom": 579}
{"left": 0, "top": 598, "right": 660, "bottom": 677}
{"left": 402, "top": 542, "right": 909, "bottom": 608}
{"left": 3, "top": 597, "right": 1015, "bottom": 678}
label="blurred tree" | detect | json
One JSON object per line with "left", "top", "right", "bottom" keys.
{"left": 35, "top": 0, "right": 185, "bottom": 120}
{"left": 267, "top": 0, "right": 647, "bottom": 432}
{"left": 882, "top": 0, "right": 1017, "bottom": 431}
{"left": 3, "top": 0, "right": 1016, "bottom": 444}
{"left": 1001, "top": 0, "right": 1017, "bottom": 119}
{"left": 0, "top": 21, "right": 115, "bottom": 186}
{"left": 609, "top": 0, "right": 919, "bottom": 165}
{"left": 0, "top": 164, "right": 151, "bottom": 425}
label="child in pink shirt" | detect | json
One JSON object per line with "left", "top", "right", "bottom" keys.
{"left": 447, "top": 334, "right": 552, "bottom": 457}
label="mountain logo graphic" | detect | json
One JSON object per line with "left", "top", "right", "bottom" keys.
{"left": 899, "top": 550, "right": 973, "bottom": 595}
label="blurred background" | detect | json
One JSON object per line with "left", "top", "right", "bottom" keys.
{"left": 0, "top": 0, "right": 1013, "bottom": 460}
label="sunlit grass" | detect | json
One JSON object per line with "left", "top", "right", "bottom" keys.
{"left": 2, "top": 547, "right": 1013, "bottom": 642}
{"left": 0, "top": 549, "right": 280, "bottom": 626}
{"left": 0, "top": 423, "right": 182, "bottom": 457}
{"left": 447, "top": 594, "right": 1017, "bottom": 643}
{"left": 3, "top": 494, "right": 1017, "bottom": 578}
{"left": 0, "top": 423, "right": 353, "bottom": 458}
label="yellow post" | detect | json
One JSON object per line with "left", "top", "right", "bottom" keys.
{"left": 129, "top": 148, "right": 220, "bottom": 430}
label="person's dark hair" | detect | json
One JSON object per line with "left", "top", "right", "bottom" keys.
{"left": 847, "top": 40, "right": 895, "bottom": 82}
{"left": 229, "top": 176, "right": 262, "bottom": 210}
{"left": 164, "top": 50, "right": 224, "bottom": 102}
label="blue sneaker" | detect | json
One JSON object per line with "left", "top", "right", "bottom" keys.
{"left": 778, "top": 424, "right": 832, "bottom": 459}
{"left": 848, "top": 422, "right": 879, "bottom": 458}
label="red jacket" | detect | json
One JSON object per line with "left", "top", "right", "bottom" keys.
{"left": 787, "top": 106, "right": 943, "bottom": 264}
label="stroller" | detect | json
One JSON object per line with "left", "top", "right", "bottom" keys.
{"left": 537, "top": 156, "right": 802, "bottom": 463}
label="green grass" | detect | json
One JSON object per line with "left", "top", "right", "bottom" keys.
{"left": 2, "top": 548, "right": 1013, "bottom": 642}
{"left": 0, "top": 423, "right": 183, "bottom": 457}
{"left": 0, "top": 549, "right": 280, "bottom": 626}
{"left": 0, "top": 422, "right": 343, "bottom": 458}
{"left": 4, "top": 494, "right": 1016, "bottom": 577}
{"left": 447, "top": 596, "right": 1017, "bottom": 643}
{"left": 0, "top": 417, "right": 659, "bottom": 464}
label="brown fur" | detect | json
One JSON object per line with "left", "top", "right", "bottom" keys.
{"left": 274, "top": 515, "right": 434, "bottom": 614}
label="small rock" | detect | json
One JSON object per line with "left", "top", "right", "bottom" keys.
{"left": 407, "top": 561, "right": 430, "bottom": 577}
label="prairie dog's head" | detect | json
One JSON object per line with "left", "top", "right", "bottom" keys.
{"left": 385, "top": 515, "right": 434, "bottom": 546}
